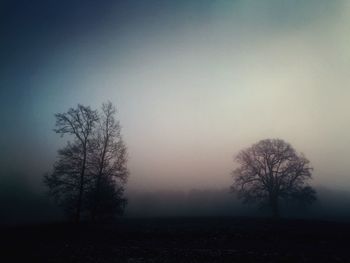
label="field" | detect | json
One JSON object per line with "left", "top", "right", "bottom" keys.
{"left": 2, "top": 217, "right": 350, "bottom": 262}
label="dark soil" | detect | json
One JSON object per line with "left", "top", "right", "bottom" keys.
{"left": 1, "top": 217, "right": 350, "bottom": 262}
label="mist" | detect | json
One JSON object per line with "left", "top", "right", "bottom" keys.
{"left": 2, "top": 176, "right": 350, "bottom": 224}
{"left": 1, "top": 0, "right": 350, "bottom": 224}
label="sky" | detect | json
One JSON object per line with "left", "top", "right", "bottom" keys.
{"left": 1, "top": 0, "right": 350, "bottom": 195}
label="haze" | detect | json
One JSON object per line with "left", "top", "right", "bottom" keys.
{"left": 1, "top": 0, "right": 350, "bottom": 220}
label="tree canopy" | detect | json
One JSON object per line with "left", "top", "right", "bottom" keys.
{"left": 231, "top": 138, "right": 316, "bottom": 218}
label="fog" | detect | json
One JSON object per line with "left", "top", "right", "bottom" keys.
{"left": 2, "top": 174, "right": 350, "bottom": 224}
{"left": 1, "top": 0, "right": 350, "bottom": 224}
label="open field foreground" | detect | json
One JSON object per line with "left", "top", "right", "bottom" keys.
{"left": 2, "top": 217, "right": 350, "bottom": 262}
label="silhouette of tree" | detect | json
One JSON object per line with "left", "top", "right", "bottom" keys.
{"left": 231, "top": 138, "right": 316, "bottom": 218}
{"left": 44, "top": 141, "right": 89, "bottom": 220}
{"left": 44, "top": 103, "right": 128, "bottom": 223}
{"left": 87, "top": 102, "right": 128, "bottom": 221}
{"left": 44, "top": 105, "right": 98, "bottom": 222}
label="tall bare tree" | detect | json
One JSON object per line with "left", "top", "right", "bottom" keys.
{"left": 231, "top": 139, "right": 316, "bottom": 218}
{"left": 45, "top": 105, "right": 98, "bottom": 223}
{"left": 44, "top": 103, "right": 128, "bottom": 222}
{"left": 88, "top": 102, "right": 128, "bottom": 221}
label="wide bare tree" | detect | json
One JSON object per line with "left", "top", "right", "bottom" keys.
{"left": 44, "top": 105, "right": 98, "bottom": 223}
{"left": 87, "top": 102, "right": 128, "bottom": 221}
{"left": 231, "top": 139, "right": 316, "bottom": 218}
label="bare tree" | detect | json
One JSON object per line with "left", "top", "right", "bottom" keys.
{"left": 45, "top": 105, "right": 98, "bottom": 223}
{"left": 44, "top": 103, "right": 128, "bottom": 222}
{"left": 88, "top": 102, "right": 128, "bottom": 221}
{"left": 231, "top": 139, "right": 316, "bottom": 218}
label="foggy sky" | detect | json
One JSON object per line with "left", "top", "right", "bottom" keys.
{"left": 1, "top": 0, "right": 350, "bottom": 196}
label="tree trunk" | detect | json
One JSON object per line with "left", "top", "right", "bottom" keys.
{"left": 91, "top": 139, "right": 108, "bottom": 222}
{"left": 76, "top": 144, "right": 87, "bottom": 224}
{"left": 270, "top": 196, "right": 280, "bottom": 220}
{"left": 91, "top": 173, "right": 101, "bottom": 222}
{"left": 91, "top": 117, "right": 110, "bottom": 222}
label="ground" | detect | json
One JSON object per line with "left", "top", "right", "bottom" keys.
{"left": 1, "top": 217, "right": 350, "bottom": 262}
